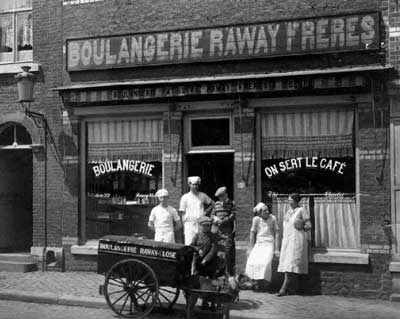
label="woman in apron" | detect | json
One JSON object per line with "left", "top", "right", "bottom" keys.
{"left": 277, "top": 193, "right": 312, "bottom": 296}
{"left": 245, "top": 202, "right": 280, "bottom": 292}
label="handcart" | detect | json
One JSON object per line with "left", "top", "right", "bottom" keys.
{"left": 97, "top": 235, "right": 237, "bottom": 319}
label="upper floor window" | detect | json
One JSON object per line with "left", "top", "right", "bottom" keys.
{"left": 187, "top": 116, "right": 233, "bottom": 152}
{"left": 0, "top": 0, "right": 32, "bottom": 64}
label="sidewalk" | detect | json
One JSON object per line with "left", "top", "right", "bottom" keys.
{"left": 1, "top": 270, "right": 400, "bottom": 319}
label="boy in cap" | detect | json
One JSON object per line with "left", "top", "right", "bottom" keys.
{"left": 148, "top": 188, "right": 182, "bottom": 243}
{"left": 190, "top": 216, "right": 222, "bottom": 311}
{"left": 212, "top": 186, "right": 236, "bottom": 276}
{"left": 190, "top": 216, "right": 220, "bottom": 277}
{"left": 179, "top": 176, "right": 214, "bottom": 245}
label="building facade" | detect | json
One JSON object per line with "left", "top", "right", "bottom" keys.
{"left": 1, "top": 0, "right": 400, "bottom": 299}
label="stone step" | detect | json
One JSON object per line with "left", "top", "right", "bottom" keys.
{"left": 0, "top": 253, "right": 36, "bottom": 263}
{"left": 0, "top": 260, "right": 37, "bottom": 273}
{"left": 390, "top": 293, "right": 400, "bottom": 302}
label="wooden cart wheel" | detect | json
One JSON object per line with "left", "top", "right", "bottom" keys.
{"left": 104, "top": 259, "right": 159, "bottom": 319}
{"left": 156, "top": 286, "right": 180, "bottom": 310}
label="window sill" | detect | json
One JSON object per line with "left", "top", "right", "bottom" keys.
{"left": 310, "top": 249, "right": 369, "bottom": 264}
{"left": 389, "top": 261, "right": 400, "bottom": 273}
{"left": 72, "top": 241, "right": 369, "bottom": 265}
{"left": 71, "top": 240, "right": 99, "bottom": 255}
{"left": 0, "top": 62, "right": 40, "bottom": 74}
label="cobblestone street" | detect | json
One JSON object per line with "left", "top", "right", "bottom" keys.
{"left": 1, "top": 271, "right": 400, "bottom": 319}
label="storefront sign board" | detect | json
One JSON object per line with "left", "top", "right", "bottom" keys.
{"left": 264, "top": 156, "right": 348, "bottom": 178}
{"left": 67, "top": 12, "right": 379, "bottom": 71}
{"left": 92, "top": 159, "right": 154, "bottom": 177}
{"left": 63, "top": 74, "right": 366, "bottom": 104}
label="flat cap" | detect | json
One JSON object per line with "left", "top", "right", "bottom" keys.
{"left": 198, "top": 216, "right": 213, "bottom": 224}
{"left": 215, "top": 186, "right": 227, "bottom": 197}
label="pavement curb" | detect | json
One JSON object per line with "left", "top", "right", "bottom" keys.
{"left": 0, "top": 289, "right": 268, "bottom": 318}
{"left": 0, "top": 290, "right": 108, "bottom": 309}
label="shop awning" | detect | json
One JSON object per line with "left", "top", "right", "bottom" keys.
{"left": 53, "top": 64, "right": 394, "bottom": 92}
{"left": 53, "top": 64, "right": 395, "bottom": 106}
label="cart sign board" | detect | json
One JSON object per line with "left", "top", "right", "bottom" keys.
{"left": 67, "top": 12, "right": 380, "bottom": 71}
{"left": 98, "top": 241, "right": 178, "bottom": 261}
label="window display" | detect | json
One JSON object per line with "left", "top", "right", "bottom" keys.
{"left": 85, "top": 118, "right": 163, "bottom": 239}
{"left": 260, "top": 108, "right": 358, "bottom": 249}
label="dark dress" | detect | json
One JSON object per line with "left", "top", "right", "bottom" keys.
{"left": 190, "top": 231, "right": 222, "bottom": 278}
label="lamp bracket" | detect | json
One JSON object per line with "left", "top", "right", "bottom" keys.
{"left": 20, "top": 102, "right": 46, "bottom": 129}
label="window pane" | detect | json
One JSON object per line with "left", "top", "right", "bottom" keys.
{"left": 15, "top": 0, "right": 32, "bottom": 10}
{"left": 261, "top": 108, "right": 358, "bottom": 250}
{"left": 17, "top": 11, "right": 32, "bottom": 61}
{"left": 86, "top": 161, "right": 162, "bottom": 239}
{"left": 0, "top": 0, "right": 31, "bottom": 12}
{"left": 0, "top": 14, "right": 13, "bottom": 63}
{"left": 191, "top": 118, "right": 230, "bottom": 147}
{"left": 262, "top": 157, "right": 355, "bottom": 195}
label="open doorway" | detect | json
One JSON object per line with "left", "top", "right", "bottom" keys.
{"left": 0, "top": 123, "right": 33, "bottom": 252}
{"left": 186, "top": 153, "right": 234, "bottom": 200}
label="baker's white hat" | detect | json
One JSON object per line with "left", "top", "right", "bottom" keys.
{"left": 155, "top": 188, "right": 168, "bottom": 197}
{"left": 253, "top": 202, "right": 267, "bottom": 214}
{"left": 188, "top": 176, "right": 201, "bottom": 184}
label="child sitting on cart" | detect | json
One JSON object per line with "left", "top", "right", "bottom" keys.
{"left": 190, "top": 216, "right": 223, "bottom": 277}
{"left": 190, "top": 216, "right": 225, "bottom": 310}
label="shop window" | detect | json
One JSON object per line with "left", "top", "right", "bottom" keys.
{"left": 261, "top": 108, "right": 359, "bottom": 249}
{"left": 0, "top": 122, "right": 32, "bottom": 146}
{"left": 0, "top": 0, "right": 32, "bottom": 63}
{"left": 85, "top": 118, "right": 163, "bottom": 240}
{"left": 189, "top": 117, "right": 232, "bottom": 150}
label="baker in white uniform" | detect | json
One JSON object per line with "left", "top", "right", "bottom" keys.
{"left": 179, "top": 176, "right": 214, "bottom": 245}
{"left": 148, "top": 188, "right": 182, "bottom": 243}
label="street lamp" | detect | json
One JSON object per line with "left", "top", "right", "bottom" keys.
{"left": 15, "top": 66, "right": 46, "bottom": 127}
{"left": 15, "top": 65, "right": 48, "bottom": 271}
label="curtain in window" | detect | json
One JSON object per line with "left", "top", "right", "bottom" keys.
{"left": 87, "top": 119, "right": 163, "bottom": 162}
{"left": 17, "top": 12, "right": 32, "bottom": 49}
{"left": 314, "top": 197, "right": 358, "bottom": 249}
{"left": 0, "top": 14, "right": 13, "bottom": 53}
{"left": 261, "top": 109, "right": 354, "bottom": 159}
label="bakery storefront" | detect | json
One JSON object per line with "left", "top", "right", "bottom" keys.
{"left": 58, "top": 10, "right": 395, "bottom": 295}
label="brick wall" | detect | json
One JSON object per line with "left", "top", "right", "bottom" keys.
{"left": 385, "top": 1, "right": 400, "bottom": 70}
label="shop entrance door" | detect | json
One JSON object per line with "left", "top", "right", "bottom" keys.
{"left": 186, "top": 153, "right": 234, "bottom": 200}
{"left": 0, "top": 150, "right": 33, "bottom": 252}
{"left": 0, "top": 123, "right": 33, "bottom": 253}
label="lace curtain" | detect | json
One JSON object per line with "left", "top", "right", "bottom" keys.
{"left": 272, "top": 197, "right": 358, "bottom": 249}
{"left": 261, "top": 109, "right": 354, "bottom": 159}
{"left": 87, "top": 119, "right": 163, "bottom": 162}
{"left": 314, "top": 197, "right": 359, "bottom": 249}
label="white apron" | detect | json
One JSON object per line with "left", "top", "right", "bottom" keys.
{"left": 245, "top": 236, "right": 274, "bottom": 280}
{"left": 154, "top": 228, "right": 175, "bottom": 243}
{"left": 278, "top": 207, "right": 309, "bottom": 274}
{"left": 183, "top": 221, "right": 198, "bottom": 245}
